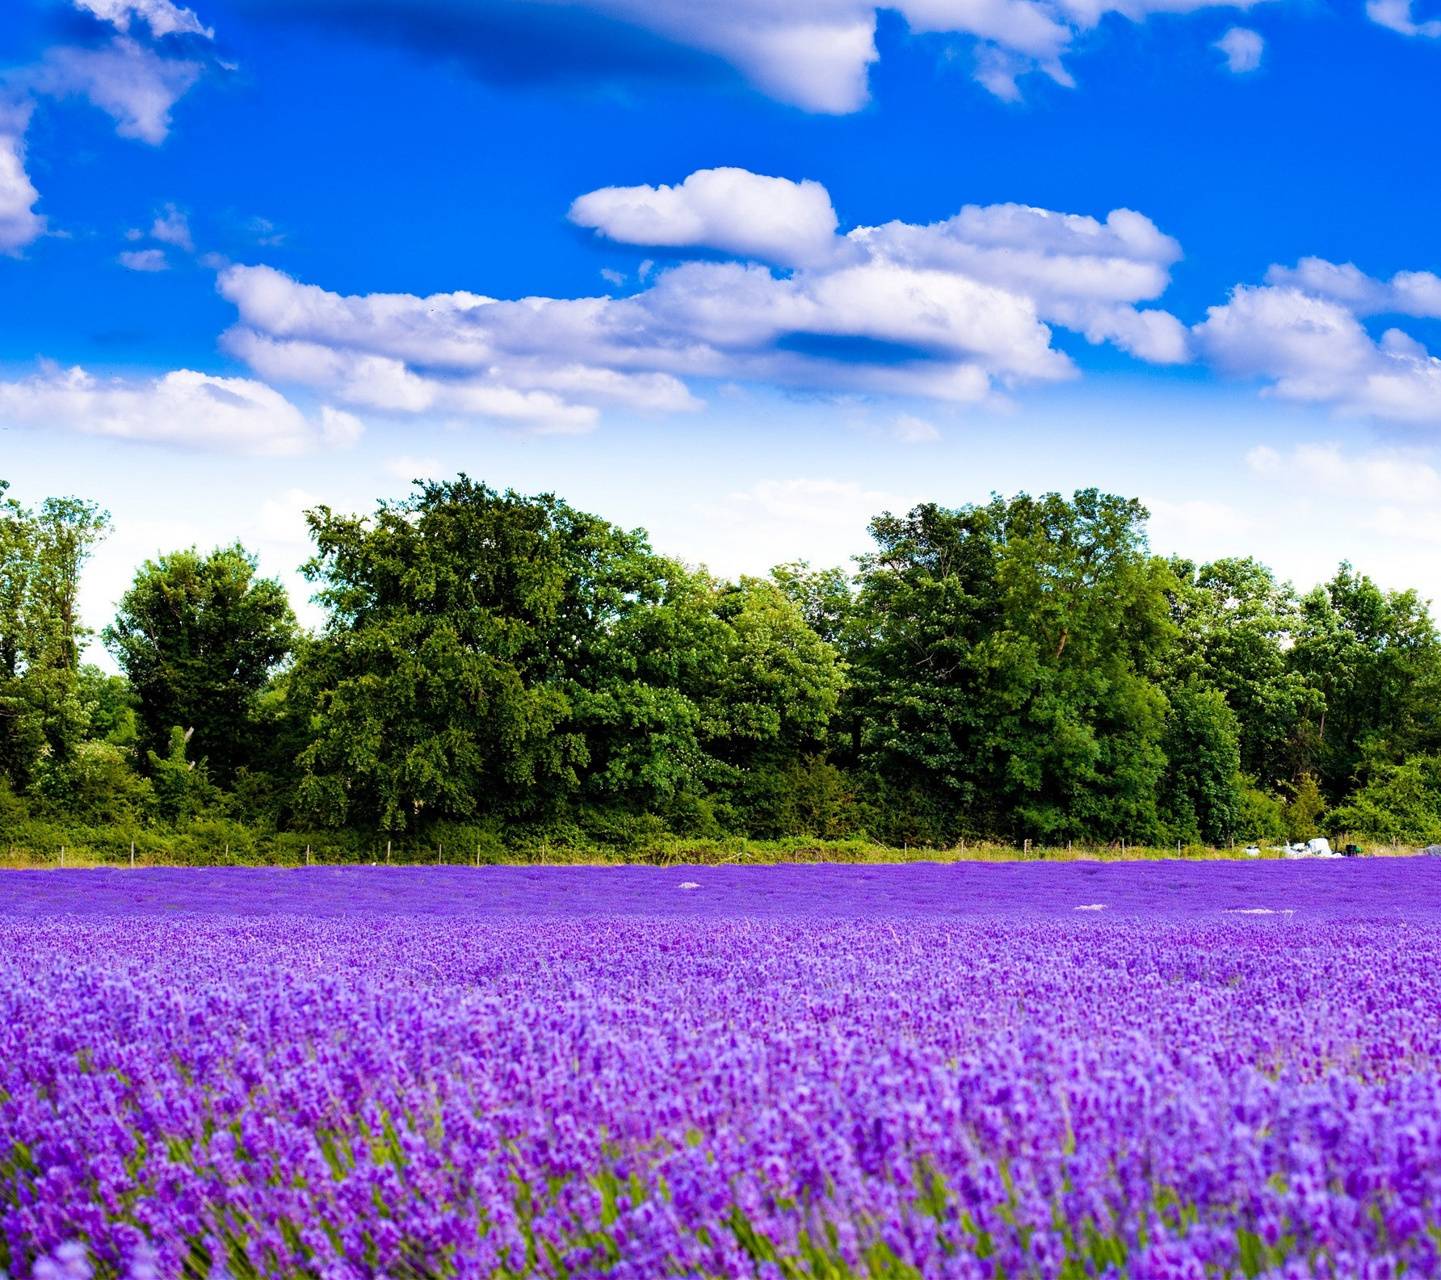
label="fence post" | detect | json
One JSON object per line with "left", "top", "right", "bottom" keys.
{"left": 386, "top": 838, "right": 391, "bottom": 865}
{"left": 305, "top": 843, "right": 311, "bottom": 866}
{"left": 438, "top": 843, "right": 443, "bottom": 866}
{"left": 59, "top": 845, "right": 65, "bottom": 868}
{"left": 130, "top": 840, "right": 135, "bottom": 869}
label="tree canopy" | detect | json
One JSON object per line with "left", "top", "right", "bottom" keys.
{"left": 105, "top": 544, "right": 296, "bottom": 784}
{"left": 5, "top": 472, "right": 1441, "bottom": 849}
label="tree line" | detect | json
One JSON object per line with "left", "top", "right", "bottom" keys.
{"left": 3, "top": 474, "right": 1440, "bottom": 851}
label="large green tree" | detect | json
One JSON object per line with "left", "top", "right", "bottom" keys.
{"left": 294, "top": 479, "right": 658, "bottom": 829}
{"left": 104, "top": 544, "right": 296, "bottom": 783}
{"left": 1158, "top": 678, "right": 1243, "bottom": 844}
{"left": 292, "top": 478, "right": 846, "bottom": 833}
{"left": 1287, "top": 565, "right": 1441, "bottom": 797}
{"left": 846, "top": 490, "right": 1177, "bottom": 843}
{"left": 1169, "top": 556, "right": 1320, "bottom": 787}
{"left": 28, "top": 497, "right": 110, "bottom": 673}
{"left": 0, "top": 484, "right": 109, "bottom": 792}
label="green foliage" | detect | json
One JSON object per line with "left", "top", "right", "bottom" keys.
{"left": 76, "top": 664, "right": 139, "bottom": 747}
{"left": 0, "top": 480, "right": 33, "bottom": 681}
{"left": 32, "top": 741, "right": 155, "bottom": 825}
{"left": 1289, "top": 565, "right": 1441, "bottom": 797}
{"left": 6, "top": 471, "right": 1441, "bottom": 856}
{"left": 1283, "top": 773, "right": 1327, "bottom": 843}
{"left": 105, "top": 544, "right": 296, "bottom": 783}
{"left": 1236, "top": 781, "right": 1287, "bottom": 844}
{"left": 770, "top": 561, "right": 854, "bottom": 646}
{"left": 292, "top": 479, "right": 846, "bottom": 832}
{"left": 26, "top": 496, "right": 109, "bottom": 672}
{"left": 1169, "top": 557, "right": 1321, "bottom": 787}
{"left": 0, "top": 482, "right": 110, "bottom": 794}
{"left": 1327, "top": 755, "right": 1441, "bottom": 844}
{"left": 846, "top": 489, "right": 1176, "bottom": 843}
{"left": 1159, "top": 679, "right": 1243, "bottom": 845}
{"left": 291, "top": 478, "right": 642, "bottom": 829}
{"left": 147, "top": 726, "right": 220, "bottom": 824}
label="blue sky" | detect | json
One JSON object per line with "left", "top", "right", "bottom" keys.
{"left": 2, "top": 0, "right": 1440, "bottom": 648}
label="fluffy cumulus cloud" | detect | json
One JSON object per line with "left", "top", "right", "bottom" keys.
{"left": 641, "top": 0, "right": 1271, "bottom": 105}
{"left": 1196, "top": 259, "right": 1441, "bottom": 425}
{"left": 0, "top": 104, "right": 44, "bottom": 255}
{"left": 1215, "top": 26, "right": 1264, "bottom": 71}
{"left": 214, "top": 166, "right": 1188, "bottom": 433}
{"left": 0, "top": 363, "right": 361, "bottom": 455}
{"left": 1264, "top": 258, "right": 1441, "bottom": 318}
{"left": 571, "top": 168, "right": 840, "bottom": 268}
{"left": 845, "top": 201, "right": 1189, "bottom": 362}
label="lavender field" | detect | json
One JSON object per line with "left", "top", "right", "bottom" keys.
{"left": 4, "top": 863, "right": 1441, "bottom": 1279}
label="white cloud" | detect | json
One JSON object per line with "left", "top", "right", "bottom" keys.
{"left": 848, "top": 201, "right": 1189, "bottom": 362}
{"left": 1244, "top": 441, "right": 1441, "bottom": 558}
{"left": 0, "top": 104, "right": 43, "bottom": 255}
{"left": 599, "top": 267, "right": 625, "bottom": 287}
{"left": 118, "top": 247, "right": 167, "bottom": 271}
{"left": 260, "top": 0, "right": 1266, "bottom": 109}
{"left": 73, "top": 0, "right": 214, "bottom": 39}
{"left": 148, "top": 202, "right": 193, "bottom": 250}
{"left": 0, "top": 21, "right": 203, "bottom": 258}
{"left": 570, "top": 167, "right": 840, "bottom": 268}
{"left": 1366, "top": 0, "right": 1441, "bottom": 36}
{"left": 1196, "top": 275, "right": 1441, "bottom": 426}
{"left": 215, "top": 168, "right": 1186, "bottom": 432}
{"left": 582, "top": 0, "right": 879, "bottom": 112}
{"left": 1244, "top": 443, "right": 1281, "bottom": 473}
{"left": 36, "top": 38, "right": 202, "bottom": 145}
{"left": 1264, "top": 257, "right": 1441, "bottom": 319}
{"left": 1215, "top": 26, "right": 1263, "bottom": 71}
{"left": 0, "top": 363, "right": 360, "bottom": 456}
{"left": 506, "top": 0, "right": 1265, "bottom": 108}
{"left": 891, "top": 412, "right": 941, "bottom": 443}
{"left": 219, "top": 321, "right": 614, "bottom": 431}
{"left": 1246, "top": 441, "right": 1441, "bottom": 506}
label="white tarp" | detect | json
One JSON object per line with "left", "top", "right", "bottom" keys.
{"left": 1279, "top": 839, "right": 1341, "bottom": 859}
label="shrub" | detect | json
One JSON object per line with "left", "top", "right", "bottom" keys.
{"left": 1327, "top": 755, "right": 1441, "bottom": 844}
